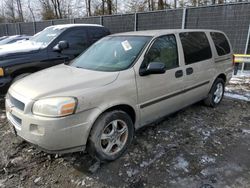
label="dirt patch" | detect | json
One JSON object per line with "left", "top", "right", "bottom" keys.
{"left": 0, "top": 95, "right": 250, "bottom": 187}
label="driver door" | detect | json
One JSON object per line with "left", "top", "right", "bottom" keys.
{"left": 136, "top": 34, "right": 186, "bottom": 126}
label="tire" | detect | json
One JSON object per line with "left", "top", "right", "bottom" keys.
{"left": 204, "top": 78, "right": 225, "bottom": 107}
{"left": 12, "top": 73, "right": 31, "bottom": 84}
{"left": 87, "top": 110, "right": 134, "bottom": 162}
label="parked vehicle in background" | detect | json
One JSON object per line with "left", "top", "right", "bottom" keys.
{"left": 6, "top": 29, "right": 233, "bottom": 161}
{"left": 0, "top": 35, "right": 30, "bottom": 46}
{"left": 0, "top": 24, "right": 110, "bottom": 93}
{"left": 0, "top": 36, "right": 8, "bottom": 41}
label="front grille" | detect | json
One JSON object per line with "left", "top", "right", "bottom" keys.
{"left": 10, "top": 113, "right": 22, "bottom": 126}
{"left": 9, "top": 94, "right": 25, "bottom": 111}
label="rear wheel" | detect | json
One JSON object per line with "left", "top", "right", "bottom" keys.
{"left": 87, "top": 110, "right": 134, "bottom": 162}
{"left": 204, "top": 78, "right": 225, "bottom": 107}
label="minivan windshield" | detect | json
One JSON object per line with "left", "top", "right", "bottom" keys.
{"left": 29, "top": 27, "right": 65, "bottom": 46}
{"left": 71, "top": 36, "right": 152, "bottom": 71}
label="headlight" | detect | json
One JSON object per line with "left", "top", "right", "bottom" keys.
{"left": 0, "top": 68, "right": 4, "bottom": 76}
{"left": 32, "top": 97, "right": 77, "bottom": 117}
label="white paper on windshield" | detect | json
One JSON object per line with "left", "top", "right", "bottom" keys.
{"left": 121, "top": 40, "right": 132, "bottom": 51}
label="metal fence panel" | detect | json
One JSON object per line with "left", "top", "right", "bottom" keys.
{"left": 52, "top": 19, "right": 71, "bottom": 25}
{"left": 0, "top": 3, "right": 249, "bottom": 54}
{"left": 74, "top": 17, "right": 101, "bottom": 24}
{"left": 35, "top": 21, "right": 52, "bottom": 33}
{"left": 20, "top": 22, "right": 35, "bottom": 35}
{"left": 6, "top": 24, "right": 18, "bottom": 35}
{"left": 103, "top": 14, "right": 135, "bottom": 33}
{"left": 185, "top": 3, "right": 250, "bottom": 54}
{"left": 137, "top": 9, "right": 183, "bottom": 30}
{"left": 0, "top": 25, "right": 6, "bottom": 36}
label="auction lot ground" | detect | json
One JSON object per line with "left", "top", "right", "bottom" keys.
{"left": 0, "top": 82, "right": 250, "bottom": 187}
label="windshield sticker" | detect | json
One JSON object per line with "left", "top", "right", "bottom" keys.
{"left": 46, "top": 34, "right": 57, "bottom": 37}
{"left": 121, "top": 40, "right": 132, "bottom": 51}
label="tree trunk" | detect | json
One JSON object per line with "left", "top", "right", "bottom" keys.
{"left": 102, "top": 0, "right": 105, "bottom": 15}
{"left": 88, "top": 0, "right": 91, "bottom": 16}
{"left": 174, "top": 0, "right": 177, "bottom": 8}
{"left": 107, "top": 0, "right": 112, "bottom": 15}
{"left": 16, "top": 0, "right": 24, "bottom": 22}
{"left": 151, "top": 0, "right": 154, "bottom": 10}
{"left": 158, "top": 0, "right": 164, "bottom": 10}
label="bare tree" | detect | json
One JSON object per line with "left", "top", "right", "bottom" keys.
{"left": 158, "top": 0, "right": 164, "bottom": 9}
{"left": 39, "top": 0, "right": 56, "bottom": 20}
{"left": 28, "top": 0, "right": 35, "bottom": 22}
{"left": 85, "top": 0, "right": 91, "bottom": 16}
{"left": 16, "top": 0, "right": 24, "bottom": 22}
{"left": 5, "top": 0, "right": 16, "bottom": 22}
{"left": 126, "top": 0, "right": 148, "bottom": 13}
{"left": 107, "top": 0, "right": 112, "bottom": 14}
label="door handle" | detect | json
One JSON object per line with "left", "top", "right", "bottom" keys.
{"left": 175, "top": 70, "right": 183, "bottom": 78}
{"left": 186, "top": 67, "right": 193, "bottom": 75}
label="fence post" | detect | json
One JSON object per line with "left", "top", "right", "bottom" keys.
{"left": 134, "top": 12, "right": 137, "bottom": 31}
{"left": 18, "top": 23, "right": 21, "bottom": 35}
{"left": 5, "top": 24, "right": 8, "bottom": 36}
{"left": 33, "top": 22, "right": 36, "bottom": 34}
{"left": 100, "top": 16, "right": 103, "bottom": 25}
{"left": 182, "top": 8, "right": 187, "bottom": 29}
{"left": 51, "top": 20, "right": 54, "bottom": 26}
{"left": 241, "top": 24, "right": 250, "bottom": 72}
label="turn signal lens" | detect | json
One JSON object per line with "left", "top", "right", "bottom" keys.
{"left": 0, "top": 68, "right": 4, "bottom": 76}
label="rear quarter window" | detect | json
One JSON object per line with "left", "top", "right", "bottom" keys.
{"left": 180, "top": 32, "right": 212, "bottom": 65}
{"left": 210, "top": 32, "right": 231, "bottom": 56}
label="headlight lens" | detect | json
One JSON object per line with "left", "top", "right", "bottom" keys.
{"left": 0, "top": 68, "right": 4, "bottom": 76}
{"left": 32, "top": 97, "right": 77, "bottom": 117}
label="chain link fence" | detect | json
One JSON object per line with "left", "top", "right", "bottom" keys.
{"left": 0, "top": 2, "right": 249, "bottom": 54}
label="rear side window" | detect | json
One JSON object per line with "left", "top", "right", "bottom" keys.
{"left": 180, "top": 32, "right": 212, "bottom": 65}
{"left": 210, "top": 32, "right": 231, "bottom": 56}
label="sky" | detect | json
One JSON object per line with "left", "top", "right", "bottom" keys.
{"left": 0, "top": 0, "right": 129, "bottom": 21}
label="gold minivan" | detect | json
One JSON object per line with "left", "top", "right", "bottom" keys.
{"left": 6, "top": 29, "right": 233, "bottom": 161}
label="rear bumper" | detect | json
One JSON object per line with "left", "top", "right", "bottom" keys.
{"left": 0, "top": 76, "right": 12, "bottom": 94}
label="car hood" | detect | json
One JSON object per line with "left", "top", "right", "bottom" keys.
{"left": 0, "top": 41, "right": 43, "bottom": 57}
{"left": 10, "top": 64, "right": 119, "bottom": 100}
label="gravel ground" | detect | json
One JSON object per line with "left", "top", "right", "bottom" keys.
{"left": 0, "top": 79, "right": 250, "bottom": 188}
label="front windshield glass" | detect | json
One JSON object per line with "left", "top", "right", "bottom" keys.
{"left": 71, "top": 36, "right": 152, "bottom": 72}
{"left": 29, "top": 27, "right": 65, "bottom": 46}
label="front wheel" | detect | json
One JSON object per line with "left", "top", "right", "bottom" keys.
{"left": 204, "top": 78, "right": 225, "bottom": 107}
{"left": 87, "top": 110, "right": 134, "bottom": 162}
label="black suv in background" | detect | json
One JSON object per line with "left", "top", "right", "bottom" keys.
{"left": 0, "top": 24, "right": 110, "bottom": 93}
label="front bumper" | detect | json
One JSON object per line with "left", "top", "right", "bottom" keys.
{"left": 0, "top": 76, "right": 12, "bottom": 94}
{"left": 5, "top": 90, "right": 95, "bottom": 154}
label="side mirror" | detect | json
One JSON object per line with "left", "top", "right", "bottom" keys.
{"left": 53, "top": 41, "right": 69, "bottom": 52}
{"left": 140, "top": 62, "right": 166, "bottom": 76}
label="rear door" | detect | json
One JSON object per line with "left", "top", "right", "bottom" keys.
{"left": 136, "top": 34, "right": 186, "bottom": 126}
{"left": 179, "top": 31, "right": 214, "bottom": 103}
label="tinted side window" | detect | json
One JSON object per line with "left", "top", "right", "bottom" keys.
{"left": 180, "top": 32, "right": 212, "bottom": 64}
{"left": 210, "top": 32, "right": 231, "bottom": 56}
{"left": 88, "top": 27, "right": 108, "bottom": 43}
{"left": 143, "top": 35, "right": 178, "bottom": 70}
{"left": 60, "top": 29, "right": 88, "bottom": 55}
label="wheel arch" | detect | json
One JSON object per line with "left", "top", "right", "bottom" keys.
{"left": 86, "top": 104, "right": 137, "bottom": 142}
{"left": 216, "top": 73, "right": 227, "bottom": 83}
